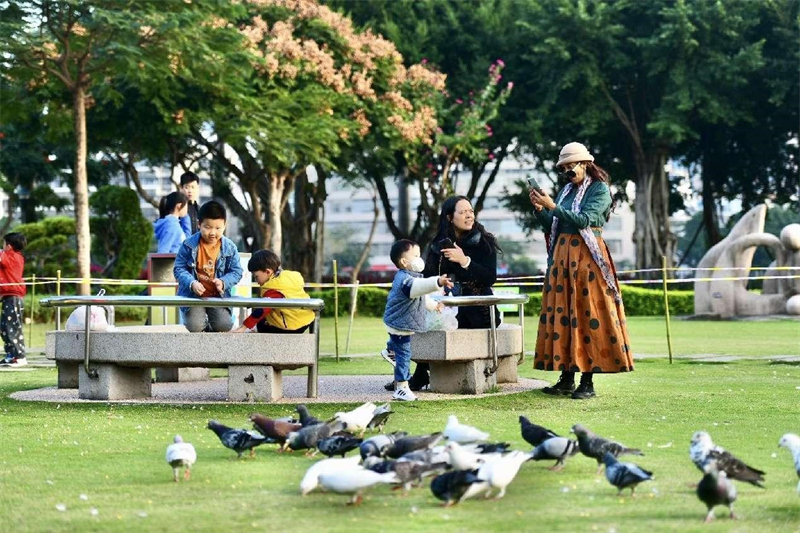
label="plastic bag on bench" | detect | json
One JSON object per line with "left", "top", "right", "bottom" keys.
{"left": 65, "top": 290, "right": 110, "bottom": 332}
{"left": 425, "top": 306, "right": 458, "bottom": 332}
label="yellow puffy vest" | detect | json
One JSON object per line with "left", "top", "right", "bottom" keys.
{"left": 261, "top": 270, "right": 315, "bottom": 330}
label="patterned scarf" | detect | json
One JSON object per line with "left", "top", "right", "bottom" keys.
{"left": 548, "top": 177, "right": 622, "bottom": 303}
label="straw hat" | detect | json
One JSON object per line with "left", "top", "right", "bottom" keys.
{"left": 557, "top": 142, "right": 594, "bottom": 167}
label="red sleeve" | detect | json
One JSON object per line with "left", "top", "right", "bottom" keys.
{"left": 243, "top": 290, "right": 285, "bottom": 329}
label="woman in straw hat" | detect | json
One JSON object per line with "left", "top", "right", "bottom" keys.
{"left": 528, "top": 142, "right": 633, "bottom": 399}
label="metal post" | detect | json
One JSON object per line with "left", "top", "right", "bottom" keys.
{"left": 56, "top": 269, "right": 62, "bottom": 330}
{"left": 517, "top": 302, "right": 525, "bottom": 365}
{"left": 345, "top": 280, "right": 359, "bottom": 354}
{"left": 485, "top": 305, "right": 499, "bottom": 376}
{"left": 333, "top": 260, "right": 340, "bottom": 363}
{"left": 83, "top": 304, "right": 97, "bottom": 378}
{"left": 662, "top": 255, "right": 674, "bottom": 364}
{"left": 308, "top": 312, "right": 320, "bottom": 398}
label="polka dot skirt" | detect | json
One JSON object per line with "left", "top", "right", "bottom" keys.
{"left": 534, "top": 235, "right": 633, "bottom": 373}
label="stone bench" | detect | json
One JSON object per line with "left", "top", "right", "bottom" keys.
{"left": 46, "top": 325, "right": 316, "bottom": 402}
{"left": 411, "top": 324, "right": 523, "bottom": 394}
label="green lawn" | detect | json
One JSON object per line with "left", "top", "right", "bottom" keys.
{"left": 2, "top": 318, "right": 800, "bottom": 533}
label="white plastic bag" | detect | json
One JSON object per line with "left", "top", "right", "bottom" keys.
{"left": 425, "top": 306, "right": 458, "bottom": 332}
{"left": 65, "top": 290, "right": 110, "bottom": 332}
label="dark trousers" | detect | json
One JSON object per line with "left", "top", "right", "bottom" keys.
{"left": 256, "top": 321, "right": 310, "bottom": 334}
{"left": 1, "top": 296, "right": 25, "bottom": 359}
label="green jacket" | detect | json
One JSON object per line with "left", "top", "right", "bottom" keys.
{"left": 534, "top": 180, "right": 612, "bottom": 235}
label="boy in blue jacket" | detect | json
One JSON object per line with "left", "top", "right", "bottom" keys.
{"left": 383, "top": 239, "right": 452, "bottom": 401}
{"left": 173, "top": 201, "right": 243, "bottom": 332}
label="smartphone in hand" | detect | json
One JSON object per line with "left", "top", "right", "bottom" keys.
{"left": 439, "top": 238, "right": 455, "bottom": 250}
{"left": 526, "top": 176, "right": 543, "bottom": 193}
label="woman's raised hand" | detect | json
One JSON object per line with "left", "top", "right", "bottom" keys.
{"left": 531, "top": 188, "right": 556, "bottom": 210}
{"left": 442, "top": 243, "right": 469, "bottom": 267}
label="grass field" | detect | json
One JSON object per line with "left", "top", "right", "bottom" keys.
{"left": 2, "top": 317, "right": 799, "bottom": 533}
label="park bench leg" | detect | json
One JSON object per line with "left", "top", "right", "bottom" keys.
{"left": 57, "top": 362, "right": 79, "bottom": 389}
{"left": 228, "top": 365, "right": 282, "bottom": 402}
{"left": 428, "top": 360, "right": 497, "bottom": 395}
{"left": 495, "top": 356, "right": 519, "bottom": 384}
{"left": 155, "top": 367, "right": 210, "bottom": 383}
{"left": 78, "top": 364, "right": 152, "bottom": 400}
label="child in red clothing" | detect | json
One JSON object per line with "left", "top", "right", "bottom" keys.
{"left": 0, "top": 232, "right": 27, "bottom": 367}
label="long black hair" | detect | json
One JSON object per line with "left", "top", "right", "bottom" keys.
{"left": 433, "top": 195, "right": 501, "bottom": 253}
{"left": 158, "top": 191, "right": 188, "bottom": 219}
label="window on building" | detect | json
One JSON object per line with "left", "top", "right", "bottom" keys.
{"left": 606, "top": 239, "right": 622, "bottom": 254}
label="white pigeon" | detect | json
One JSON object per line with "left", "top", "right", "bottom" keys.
{"left": 444, "top": 415, "right": 489, "bottom": 444}
{"left": 473, "top": 450, "right": 531, "bottom": 500}
{"left": 165, "top": 435, "right": 196, "bottom": 482}
{"left": 445, "top": 441, "right": 499, "bottom": 471}
{"left": 300, "top": 455, "right": 362, "bottom": 495}
{"left": 318, "top": 467, "right": 399, "bottom": 505}
{"left": 778, "top": 433, "right": 800, "bottom": 496}
{"left": 334, "top": 402, "right": 377, "bottom": 435}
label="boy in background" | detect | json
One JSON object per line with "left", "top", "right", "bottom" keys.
{"left": 179, "top": 171, "right": 201, "bottom": 236}
{"left": 0, "top": 232, "right": 27, "bottom": 367}
{"left": 233, "top": 249, "right": 315, "bottom": 334}
{"left": 382, "top": 239, "right": 452, "bottom": 401}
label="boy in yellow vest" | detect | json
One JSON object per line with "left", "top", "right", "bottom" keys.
{"left": 232, "top": 249, "right": 315, "bottom": 334}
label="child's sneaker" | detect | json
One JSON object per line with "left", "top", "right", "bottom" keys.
{"left": 380, "top": 349, "right": 396, "bottom": 367}
{"left": 1, "top": 357, "right": 27, "bottom": 367}
{"left": 392, "top": 387, "right": 416, "bottom": 402}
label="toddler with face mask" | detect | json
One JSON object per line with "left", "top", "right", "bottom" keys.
{"left": 382, "top": 239, "right": 453, "bottom": 401}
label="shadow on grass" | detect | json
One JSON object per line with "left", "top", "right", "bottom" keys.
{"left": 768, "top": 361, "right": 800, "bottom": 366}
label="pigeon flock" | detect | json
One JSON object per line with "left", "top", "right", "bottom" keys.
{"left": 162, "top": 404, "right": 799, "bottom": 520}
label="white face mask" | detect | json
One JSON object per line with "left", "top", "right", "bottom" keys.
{"left": 407, "top": 257, "right": 425, "bottom": 272}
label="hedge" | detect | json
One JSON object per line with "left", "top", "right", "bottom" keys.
{"left": 309, "top": 287, "right": 390, "bottom": 318}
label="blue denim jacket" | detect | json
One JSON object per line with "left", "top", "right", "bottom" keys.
{"left": 173, "top": 233, "right": 243, "bottom": 313}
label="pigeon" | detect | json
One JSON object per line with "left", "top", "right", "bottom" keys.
{"left": 430, "top": 470, "right": 487, "bottom": 506}
{"left": 317, "top": 431, "right": 363, "bottom": 458}
{"left": 445, "top": 441, "right": 498, "bottom": 471}
{"left": 165, "top": 435, "right": 196, "bottom": 482}
{"left": 360, "top": 432, "right": 407, "bottom": 460}
{"left": 690, "top": 431, "right": 765, "bottom": 487}
{"left": 530, "top": 437, "right": 580, "bottom": 471}
{"left": 317, "top": 467, "right": 398, "bottom": 505}
{"left": 296, "top": 404, "right": 322, "bottom": 427}
{"left": 778, "top": 433, "right": 800, "bottom": 495}
{"left": 398, "top": 445, "right": 450, "bottom": 466}
{"left": 444, "top": 415, "right": 489, "bottom": 444}
{"left": 603, "top": 452, "right": 653, "bottom": 496}
{"left": 299, "top": 455, "right": 361, "bottom": 495}
{"left": 207, "top": 420, "right": 271, "bottom": 458}
{"left": 249, "top": 413, "right": 302, "bottom": 448}
{"left": 697, "top": 460, "right": 737, "bottom": 522}
{"left": 473, "top": 442, "right": 512, "bottom": 454}
{"left": 384, "top": 433, "right": 444, "bottom": 459}
{"left": 572, "top": 424, "right": 643, "bottom": 474}
{"left": 472, "top": 451, "right": 531, "bottom": 500}
{"left": 334, "top": 402, "right": 377, "bottom": 436}
{"left": 365, "top": 457, "right": 447, "bottom": 492}
{"left": 286, "top": 420, "right": 346, "bottom": 454}
{"left": 366, "top": 403, "right": 393, "bottom": 432}
{"left": 519, "top": 416, "right": 559, "bottom": 447}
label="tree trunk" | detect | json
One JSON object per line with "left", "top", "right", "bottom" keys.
{"left": 266, "top": 174, "right": 287, "bottom": 256}
{"left": 281, "top": 173, "right": 315, "bottom": 277}
{"left": 351, "top": 189, "right": 380, "bottom": 284}
{"left": 312, "top": 169, "right": 327, "bottom": 284}
{"left": 632, "top": 150, "right": 674, "bottom": 271}
{"left": 73, "top": 86, "right": 91, "bottom": 295}
{"left": 0, "top": 194, "right": 13, "bottom": 234}
{"left": 701, "top": 166, "right": 722, "bottom": 247}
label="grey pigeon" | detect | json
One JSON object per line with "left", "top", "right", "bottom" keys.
{"left": 603, "top": 452, "right": 653, "bottom": 496}
{"left": 384, "top": 433, "right": 444, "bottom": 459}
{"left": 778, "top": 433, "right": 800, "bottom": 496}
{"left": 365, "top": 458, "right": 447, "bottom": 492}
{"left": 696, "top": 460, "right": 737, "bottom": 522}
{"left": 474, "top": 442, "right": 512, "bottom": 454}
{"left": 519, "top": 416, "right": 559, "bottom": 447}
{"left": 317, "top": 431, "right": 363, "bottom": 458}
{"left": 530, "top": 437, "right": 580, "bottom": 471}
{"left": 366, "top": 403, "right": 393, "bottom": 431}
{"left": 296, "top": 404, "right": 322, "bottom": 427}
{"left": 690, "top": 431, "right": 765, "bottom": 487}
{"left": 359, "top": 432, "right": 407, "bottom": 460}
{"left": 287, "top": 420, "right": 346, "bottom": 454}
{"left": 572, "top": 424, "right": 643, "bottom": 474}
{"left": 207, "top": 420, "right": 272, "bottom": 458}
{"left": 430, "top": 469, "right": 485, "bottom": 506}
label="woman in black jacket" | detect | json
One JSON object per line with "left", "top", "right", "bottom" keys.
{"left": 410, "top": 195, "right": 501, "bottom": 390}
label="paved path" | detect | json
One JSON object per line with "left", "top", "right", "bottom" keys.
{"left": 9, "top": 375, "right": 549, "bottom": 404}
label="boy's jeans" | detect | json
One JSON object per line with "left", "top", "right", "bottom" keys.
{"left": 388, "top": 334, "right": 412, "bottom": 383}
{"left": 1, "top": 296, "right": 25, "bottom": 359}
{"left": 184, "top": 306, "right": 233, "bottom": 332}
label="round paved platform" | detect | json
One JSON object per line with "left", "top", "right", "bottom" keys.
{"left": 9, "top": 374, "right": 548, "bottom": 404}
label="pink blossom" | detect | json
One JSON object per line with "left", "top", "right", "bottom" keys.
{"left": 496, "top": 59, "right": 505, "bottom": 67}
{"left": 488, "top": 153, "right": 495, "bottom": 160}
{"left": 421, "top": 58, "right": 428, "bottom": 64}
{"left": 456, "top": 121, "right": 463, "bottom": 127}
{"left": 487, "top": 131, "right": 493, "bottom": 137}
{"left": 436, "top": 127, "right": 443, "bottom": 133}
{"left": 456, "top": 98, "right": 463, "bottom": 104}
{"left": 507, "top": 81, "right": 514, "bottom": 89}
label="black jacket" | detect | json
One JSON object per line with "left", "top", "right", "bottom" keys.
{"left": 423, "top": 228, "right": 500, "bottom": 329}
{"left": 187, "top": 201, "right": 199, "bottom": 234}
